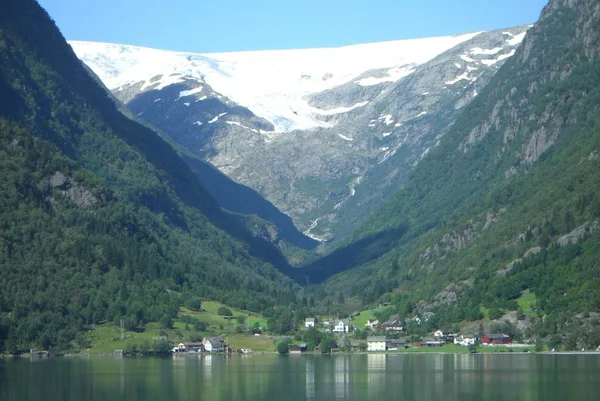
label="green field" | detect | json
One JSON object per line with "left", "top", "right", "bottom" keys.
{"left": 226, "top": 335, "right": 275, "bottom": 352}
{"left": 83, "top": 299, "right": 269, "bottom": 354}
{"left": 517, "top": 292, "right": 538, "bottom": 317}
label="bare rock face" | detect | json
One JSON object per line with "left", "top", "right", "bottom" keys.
{"left": 49, "top": 172, "right": 98, "bottom": 208}
{"left": 557, "top": 221, "right": 600, "bottom": 247}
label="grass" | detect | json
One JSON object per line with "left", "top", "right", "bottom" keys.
{"left": 351, "top": 305, "right": 393, "bottom": 329}
{"left": 226, "top": 334, "right": 275, "bottom": 352}
{"left": 84, "top": 322, "right": 168, "bottom": 354}
{"left": 480, "top": 306, "right": 490, "bottom": 320}
{"left": 517, "top": 291, "right": 538, "bottom": 317}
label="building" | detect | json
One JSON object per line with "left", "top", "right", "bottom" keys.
{"left": 332, "top": 319, "right": 351, "bottom": 333}
{"left": 454, "top": 336, "right": 476, "bottom": 346}
{"left": 425, "top": 341, "right": 444, "bottom": 347}
{"left": 172, "top": 343, "right": 187, "bottom": 353}
{"left": 290, "top": 344, "right": 308, "bottom": 354}
{"left": 203, "top": 336, "right": 225, "bottom": 352}
{"left": 434, "top": 330, "right": 444, "bottom": 338}
{"left": 185, "top": 343, "right": 205, "bottom": 352}
{"left": 365, "top": 319, "right": 379, "bottom": 330}
{"left": 305, "top": 318, "right": 315, "bottom": 328}
{"left": 367, "top": 336, "right": 387, "bottom": 351}
{"left": 380, "top": 319, "right": 403, "bottom": 332}
{"left": 387, "top": 338, "right": 408, "bottom": 349}
{"left": 482, "top": 334, "right": 512, "bottom": 345}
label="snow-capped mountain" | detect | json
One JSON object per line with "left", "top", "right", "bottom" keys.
{"left": 71, "top": 26, "right": 531, "bottom": 242}
{"left": 70, "top": 32, "right": 481, "bottom": 133}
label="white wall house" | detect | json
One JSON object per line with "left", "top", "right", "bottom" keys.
{"left": 203, "top": 336, "right": 224, "bottom": 352}
{"left": 434, "top": 330, "right": 444, "bottom": 338}
{"left": 305, "top": 318, "right": 315, "bottom": 328}
{"left": 365, "top": 319, "right": 379, "bottom": 330}
{"left": 332, "top": 319, "right": 350, "bottom": 333}
{"left": 367, "top": 336, "right": 387, "bottom": 351}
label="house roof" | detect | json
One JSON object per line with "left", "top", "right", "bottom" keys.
{"left": 367, "top": 336, "right": 387, "bottom": 342}
{"left": 389, "top": 338, "right": 407, "bottom": 344}
{"left": 305, "top": 318, "right": 315, "bottom": 322}
{"left": 486, "top": 334, "right": 510, "bottom": 339}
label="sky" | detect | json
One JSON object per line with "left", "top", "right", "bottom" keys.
{"left": 38, "top": 0, "right": 549, "bottom": 53}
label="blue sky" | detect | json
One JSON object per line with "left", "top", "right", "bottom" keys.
{"left": 39, "top": 0, "right": 549, "bottom": 53}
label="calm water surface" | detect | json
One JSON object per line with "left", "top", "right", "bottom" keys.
{"left": 1, "top": 353, "right": 600, "bottom": 401}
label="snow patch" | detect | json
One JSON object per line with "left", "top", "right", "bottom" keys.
{"left": 470, "top": 47, "right": 503, "bottom": 55}
{"left": 383, "top": 132, "right": 392, "bottom": 137}
{"left": 378, "top": 114, "right": 394, "bottom": 125}
{"left": 338, "top": 134, "right": 354, "bottom": 141}
{"left": 183, "top": 102, "right": 190, "bottom": 107}
{"left": 208, "top": 112, "right": 227, "bottom": 124}
{"left": 177, "top": 87, "right": 203, "bottom": 99}
{"left": 417, "top": 111, "right": 427, "bottom": 117}
{"left": 154, "top": 98, "right": 161, "bottom": 102}
{"left": 226, "top": 121, "right": 259, "bottom": 133}
{"left": 312, "top": 101, "right": 368, "bottom": 116}
{"left": 193, "top": 121, "right": 203, "bottom": 126}
{"left": 355, "top": 65, "right": 415, "bottom": 86}
{"left": 455, "top": 63, "right": 462, "bottom": 69}
{"left": 507, "top": 32, "right": 527, "bottom": 46}
{"left": 460, "top": 54, "right": 476, "bottom": 63}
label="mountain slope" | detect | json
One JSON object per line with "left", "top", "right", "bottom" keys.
{"left": 304, "top": 0, "right": 600, "bottom": 337}
{"left": 0, "top": 0, "right": 296, "bottom": 352}
{"left": 71, "top": 27, "right": 530, "bottom": 242}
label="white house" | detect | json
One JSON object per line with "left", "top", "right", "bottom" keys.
{"left": 332, "top": 319, "right": 351, "bottom": 333}
{"left": 367, "top": 336, "right": 387, "bottom": 351}
{"left": 305, "top": 318, "right": 315, "bottom": 328}
{"left": 203, "top": 336, "right": 224, "bottom": 352}
{"left": 434, "top": 330, "right": 444, "bottom": 338}
{"left": 454, "top": 336, "right": 476, "bottom": 346}
{"left": 365, "top": 319, "right": 379, "bottom": 330}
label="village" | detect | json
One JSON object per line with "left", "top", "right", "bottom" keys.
{"left": 166, "top": 313, "right": 522, "bottom": 356}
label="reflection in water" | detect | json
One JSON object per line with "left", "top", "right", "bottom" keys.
{"left": 1, "top": 354, "right": 600, "bottom": 401}
{"left": 305, "top": 357, "right": 315, "bottom": 400}
{"left": 334, "top": 356, "right": 349, "bottom": 400}
{"left": 203, "top": 354, "right": 213, "bottom": 383}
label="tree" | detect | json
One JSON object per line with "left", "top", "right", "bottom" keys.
{"left": 319, "top": 337, "right": 338, "bottom": 354}
{"left": 277, "top": 340, "right": 290, "bottom": 354}
{"left": 154, "top": 340, "right": 171, "bottom": 355}
{"left": 185, "top": 298, "right": 202, "bottom": 311}
{"left": 194, "top": 321, "right": 207, "bottom": 332}
{"left": 159, "top": 314, "right": 173, "bottom": 329}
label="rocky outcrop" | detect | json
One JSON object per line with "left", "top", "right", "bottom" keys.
{"left": 49, "top": 172, "right": 97, "bottom": 208}
{"left": 557, "top": 221, "right": 600, "bottom": 247}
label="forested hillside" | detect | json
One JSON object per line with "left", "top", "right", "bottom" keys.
{"left": 0, "top": 0, "right": 296, "bottom": 353}
{"left": 305, "top": 0, "right": 600, "bottom": 341}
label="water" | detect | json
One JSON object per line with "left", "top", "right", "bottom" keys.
{"left": 1, "top": 353, "right": 600, "bottom": 401}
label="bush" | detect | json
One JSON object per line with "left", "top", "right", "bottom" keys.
{"left": 217, "top": 307, "right": 233, "bottom": 317}
{"left": 277, "top": 341, "right": 290, "bottom": 354}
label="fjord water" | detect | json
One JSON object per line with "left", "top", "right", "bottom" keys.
{"left": 1, "top": 354, "right": 599, "bottom": 401}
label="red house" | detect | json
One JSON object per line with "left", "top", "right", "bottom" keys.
{"left": 482, "top": 334, "right": 512, "bottom": 345}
